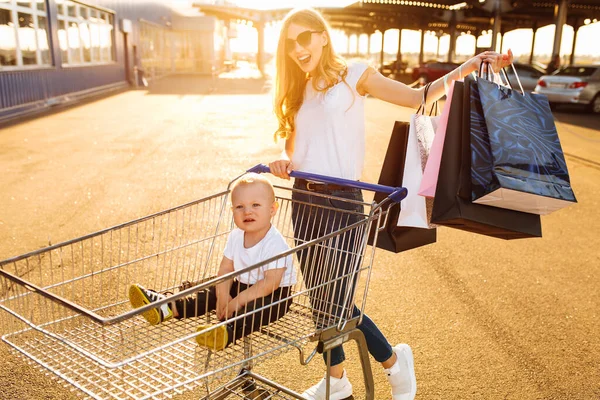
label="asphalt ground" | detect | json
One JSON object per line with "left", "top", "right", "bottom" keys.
{"left": 0, "top": 63, "right": 599, "bottom": 399}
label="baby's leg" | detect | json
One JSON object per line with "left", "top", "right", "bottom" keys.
{"left": 174, "top": 286, "right": 218, "bottom": 319}
{"left": 227, "top": 286, "right": 293, "bottom": 345}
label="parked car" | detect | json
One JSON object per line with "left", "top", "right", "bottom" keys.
{"left": 504, "top": 62, "right": 546, "bottom": 92}
{"left": 534, "top": 65, "right": 600, "bottom": 114}
{"left": 411, "top": 61, "right": 460, "bottom": 83}
{"left": 379, "top": 59, "right": 408, "bottom": 77}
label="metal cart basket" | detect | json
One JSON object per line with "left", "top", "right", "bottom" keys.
{"left": 0, "top": 165, "right": 406, "bottom": 399}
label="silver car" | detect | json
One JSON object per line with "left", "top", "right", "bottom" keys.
{"left": 504, "top": 63, "right": 546, "bottom": 92}
{"left": 534, "top": 65, "right": 600, "bottom": 114}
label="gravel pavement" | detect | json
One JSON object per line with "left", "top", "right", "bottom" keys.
{"left": 1, "top": 63, "right": 599, "bottom": 400}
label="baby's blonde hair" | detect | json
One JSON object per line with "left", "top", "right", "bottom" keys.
{"left": 231, "top": 173, "right": 275, "bottom": 202}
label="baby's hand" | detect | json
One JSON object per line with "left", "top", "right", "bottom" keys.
{"left": 226, "top": 298, "right": 242, "bottom": 319}
{"left": 216, "top": 295, "right": 233, "bottom": 321}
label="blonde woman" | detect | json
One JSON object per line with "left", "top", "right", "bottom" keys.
{"left": 269, "top": 8, "right": 513, "bottom": 400}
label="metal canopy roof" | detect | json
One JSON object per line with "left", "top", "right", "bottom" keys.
{"left": 194, "top": 1, "right": 600, "bottom": 36}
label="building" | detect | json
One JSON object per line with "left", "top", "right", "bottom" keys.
{"left": 0, "top": 0, "right": 227, "bottom": 123}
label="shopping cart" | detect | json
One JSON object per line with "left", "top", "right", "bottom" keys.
{"left": 0, "top": 164, "right": 407, "bottom": 400}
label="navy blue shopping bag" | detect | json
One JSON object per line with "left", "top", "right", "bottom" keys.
{"left": 470, "top": 66, "right": 577, "bottom": 215}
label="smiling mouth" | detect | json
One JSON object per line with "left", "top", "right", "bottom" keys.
{"left": 244, "top": 218, "right": 255, "bottom": 223}
{"left": 298, "top": 55, "right": 311, "bottom": 65}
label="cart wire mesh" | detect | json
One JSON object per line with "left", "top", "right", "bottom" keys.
{"left": 0, "top": 184, "right": 389, "bottom": 399}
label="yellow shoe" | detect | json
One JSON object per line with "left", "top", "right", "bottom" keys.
{"left": 195, "top": 324, "right": 229, "bottom": 350}
{"left": 128, "top": 284, "right": 173, "bottom": 326}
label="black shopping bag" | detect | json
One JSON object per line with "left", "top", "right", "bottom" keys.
{"left": 471, "top": 73, "right": 577, "bottom": 215}
{"left": 368, "top": 121, "right": 437, "bottom": 252}
{"left": 430, "top": 80, "right": 542, "bottom": 239}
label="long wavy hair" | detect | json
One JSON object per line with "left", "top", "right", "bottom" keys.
{"left": 273, "top": 8, "right": 348, "bottom": 141}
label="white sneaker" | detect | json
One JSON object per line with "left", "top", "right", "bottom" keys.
{"left": 302, "top": 369, "right": 353, "bottom": 400}
{"left": 386, "top": 344, "right": 417, "bottom": 400}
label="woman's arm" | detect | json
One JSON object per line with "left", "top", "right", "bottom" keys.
{"left": 357, "top": 50, "right": 514, "bottom": 109}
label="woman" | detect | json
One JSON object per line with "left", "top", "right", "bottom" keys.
{"left": 269, "top": 8, "right": 513, "bottom": 400}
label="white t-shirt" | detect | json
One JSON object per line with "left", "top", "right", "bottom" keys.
{"left": 223, "top": 225, "right": 297, "bottom": 287}
{"left": 292, "top": 61, "right": 369, "bottom": 180}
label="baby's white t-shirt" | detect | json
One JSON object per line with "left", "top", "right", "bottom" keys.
{"left": 223, "top": 225, "right": 297, "bottom": 287}
{"left": 292, "top": 61, "right": 369, "bottom": 180}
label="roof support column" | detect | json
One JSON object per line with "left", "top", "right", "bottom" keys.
{"left": 570, "top": 21, "right": 580, "bottom": 65}
{"left": 347, "top": 31, "right": 351, "bottom": 55}
{"left": 490, "top": 0, "right": 502, "bottom": 51}
{"left": 367, "top": 33, "right": 371, "bottom": 57}
{"left": 356, "top": 33, "right": 360, "bottom": 55}
{"left": 256, "top": 21, "right": 265, "bottom": 76}
{"left": 529, "top": 22, "right": 538, "bottom": 65}
{"left": 551, "top": 0, "right": 568, "bottom": 60}
{"left": 380, "top": 29, "right": 385, "bottom": 68}
{"left": 448, "top": 12, "right": 457, "bottom": 62}
{"left": 419, "top": 29, "right": 425, "bottom": 65}
{"left": 395, "top": 29, "right": 402, "bottom": 74}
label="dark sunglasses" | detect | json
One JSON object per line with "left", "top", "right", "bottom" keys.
{"left": 285, "top": 30, "right": 323, "bottom": 52}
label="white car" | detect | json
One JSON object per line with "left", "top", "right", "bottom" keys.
{"left": 534, "top": 65, "right": 600, "bottom": 114}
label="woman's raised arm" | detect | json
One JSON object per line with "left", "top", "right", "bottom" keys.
{"left": 357, "top": 49, "right": 514, "bottom": 110}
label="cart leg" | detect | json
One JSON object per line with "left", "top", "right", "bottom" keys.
{"left": 320, "top": 329, "right": 373, "bottom": 400}
{"left": 326, "top": 348, "right": 331, "bottom": 399}
{"left": 349, "top": 329, "right": 374, "bottom": 400}
{"left": 242, "top": 336, "right": 253, "bottom": 371}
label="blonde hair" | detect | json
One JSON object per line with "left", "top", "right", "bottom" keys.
{"left": 273, "top": 8, "right": 348, "bottom": 141}
{"left": 231, "top": 173, "right": 275, "bottom": 202}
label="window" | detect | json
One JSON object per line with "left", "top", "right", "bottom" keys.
{"left": 0, "top": 0, "right": 52, "bottom": 68}
{"left": 56, "top": 0, "right": 115, "bottom": 65}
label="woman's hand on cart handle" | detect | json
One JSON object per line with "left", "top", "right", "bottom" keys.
{"left": 269, "top": 159, "right": 294, "bottom": 180}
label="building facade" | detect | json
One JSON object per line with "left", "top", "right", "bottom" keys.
{"left": 0, "top": 0, "right": 222, "bottom": 122}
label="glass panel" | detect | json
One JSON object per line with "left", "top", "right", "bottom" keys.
{"left": 68, "top": 21, "right": 81, "bottom": 63}
{"left": 18, "top": 12, "right": 37, "bottom": 65}
{"left": 78, "top": 5, "right": 88, "bottom": 19}
{"left": 66, "top": 1, "right": 76, "bottom": 17}
{"left": 79, "top": 21, "right": 90, "bottom": 62}
{"left": 0, "top": 8, "right": 17, "bottom": 66}
{"left": 16, "top": 1, "right": 32, "bottom": 8}
{"left": 90, "top": 22, "right": 100, "bottom": 61}
{"left": 58, "top": 19, "right": 68, "bottom": 63}
{"left": 36, "top": 0, "right": 46, "bottom": 12}
{"left": 90, "top": 9, "right": 98, "bottom": 21}
{"left": 100, "top": 22, "right": 112, "bottom": 62}
{"left": 56, "top": 0, "right": 65, "bottom": 16}
{"left": 37, "top": 14, "right": 50, "bottom": 64}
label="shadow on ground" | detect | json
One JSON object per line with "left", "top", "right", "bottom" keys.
{"left": 552, "top": 105, "right": 600, "bottom": 130}
{"left": 145, "top": 74, "right": 270, "bottom": 96}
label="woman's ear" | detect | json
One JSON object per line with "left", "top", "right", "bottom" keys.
{"left": 320, "top": 31, "right": 328, "bottom": 47}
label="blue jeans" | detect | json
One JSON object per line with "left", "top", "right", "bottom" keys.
{"left": 291, "top": 182, "right": 394, "bottom": 366}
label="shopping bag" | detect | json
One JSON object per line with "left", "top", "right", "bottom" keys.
{"left": 368, "top": 121, "right": 437, "bottom": 253}
{"left": 399, "top": 84, "right": 438, "bottom": 229}
{"left": 472, "top": 65, "right": 577, "bottom": 215}
{"left": 418, "top": 81, "right": 455, "bottom": 198}
{"left": 430, "top": 80, "right": 542, "bottom": 239}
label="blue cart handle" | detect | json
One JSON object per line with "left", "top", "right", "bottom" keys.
{"left": 247, "top": 164, "right": 407, "bottom": 203}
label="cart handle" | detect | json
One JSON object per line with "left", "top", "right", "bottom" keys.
{"left": 247, "top": 164, "right": 407, "bottom": 203}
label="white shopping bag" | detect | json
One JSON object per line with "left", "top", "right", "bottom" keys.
{"left": 397, "top": 114, "right": 438, "bottom": 229}
{"left": 397, "top": 83, "right": 439, "bottom": 229}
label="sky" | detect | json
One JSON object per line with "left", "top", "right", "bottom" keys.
{"left": 191, "top": 0, "right": 600, "bottom": 59}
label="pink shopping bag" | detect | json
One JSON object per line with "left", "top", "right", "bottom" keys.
{"left": 418, "top": 80, "right": 455, "bottom": 198}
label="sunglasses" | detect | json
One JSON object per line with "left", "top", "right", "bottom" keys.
{"left": 285, "top": 30, "right": 323, "bottom": 52}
